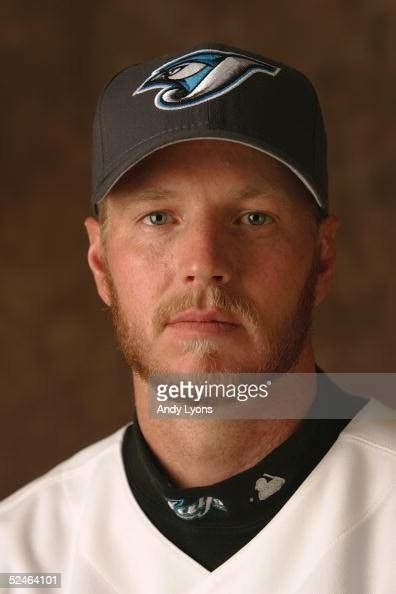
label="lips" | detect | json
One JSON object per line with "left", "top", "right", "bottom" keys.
{"left": 167, "top": 309, "right": 238, "bottom": 325}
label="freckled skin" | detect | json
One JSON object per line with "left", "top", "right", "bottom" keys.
{"left": 85, "top": 139, "right": 339, "bottom": 487}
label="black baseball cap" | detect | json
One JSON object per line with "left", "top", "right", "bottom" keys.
{"left": 91, "top": 42, "right": 328, "bottom": 215}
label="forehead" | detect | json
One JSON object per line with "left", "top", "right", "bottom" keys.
{"left": 106, "top": 139, "right": 314, "bottom": 212}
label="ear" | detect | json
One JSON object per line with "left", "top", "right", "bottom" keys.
{"left": 314, "top": 214, "right": 340, "bottom": 307}
{"left": 84, "top": 217, "right": 111, "bottom": 306}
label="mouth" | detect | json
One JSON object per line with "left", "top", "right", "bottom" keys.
{"left": 166, "top": 309, "right": 240, "bottom": 335}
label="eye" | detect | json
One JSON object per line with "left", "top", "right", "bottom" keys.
{"left": 167, "top": 62, "right": 206, "bottom": 80}
{"left": 168, "top": 66, "right": 183, "bottom": 76}
{"left": 142, "top": 211, "right": 170, "bottom": 226}
{"left": 239, "top": 212, "right": 273, "bottom": 226}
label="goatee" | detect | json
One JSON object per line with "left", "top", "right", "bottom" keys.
{"left": 104, "top": 250, "right": 320, "bottom": 381}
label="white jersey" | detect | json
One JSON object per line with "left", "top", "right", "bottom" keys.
{"left": 1, "top": 398, "right": 395, "bottom": 594}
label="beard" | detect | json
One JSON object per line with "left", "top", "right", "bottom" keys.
{"left": 104, "top": 251, "right": 320, "bottom": 381}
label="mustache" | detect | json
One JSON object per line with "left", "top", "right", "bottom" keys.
{"left": 152, "top": 286, "right": 261, "bottom": 335}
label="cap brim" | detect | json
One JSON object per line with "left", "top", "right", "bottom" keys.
{"left": 93, "top": 129, "right": 326, "bottom": 215}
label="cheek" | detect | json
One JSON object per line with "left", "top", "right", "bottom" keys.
{"left": 246, "top": 240, "right": 314, "bottom": 309}
{"left": 107, "top": 239, "right": 172, "bottom": 312}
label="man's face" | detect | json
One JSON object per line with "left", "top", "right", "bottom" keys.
{"left": 86, "top": 140, "right": 338, "bottom": 379}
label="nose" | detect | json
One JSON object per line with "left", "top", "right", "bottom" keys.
{"left": 177, "top": 219, "right": 233, "bottom": 287}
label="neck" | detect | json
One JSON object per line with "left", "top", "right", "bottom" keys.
{"left": 132, "top": 344, "right": 317, "bottom": 488}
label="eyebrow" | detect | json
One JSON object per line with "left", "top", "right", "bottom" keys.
{"left": 123, "top": 189, "right": 175, "bottom": 203}
{"left": 228, "top": 184, "right": 287, "bottom": 201}
{"left": 122, "top": 184, "right": 287, "bottom": 205}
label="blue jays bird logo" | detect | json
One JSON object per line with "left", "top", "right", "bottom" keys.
{"left": 166, "top": 495, "right": 227, "bottom": 520}
{"left": 133, "top": 49, "right": 281, "bottom": 110}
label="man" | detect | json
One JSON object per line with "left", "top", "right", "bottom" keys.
{"left": 1, "top": 43, "right": 395, "bottom": 593}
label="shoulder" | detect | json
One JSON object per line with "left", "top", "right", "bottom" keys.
{"left": 315, "top": 368, "right": 396, "bottom": 460}
{"left": 0, "top": 425, "right": 129, "bottom": 571}
{"left": 329, "top": 398, "right": 396, "bottom": 512}
{"left": 340, "top": 398, "right": 396, "bottom": 457}
{"left": 1, "top": 425, "right": 128, "bottom": 510}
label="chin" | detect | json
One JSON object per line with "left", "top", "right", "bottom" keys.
{"left": 170, "top": 355, "right": 256, "bottom": 375}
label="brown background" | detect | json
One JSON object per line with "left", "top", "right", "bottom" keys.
{"left": 1, "top": 1, "right": 395, "bottom": 499}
